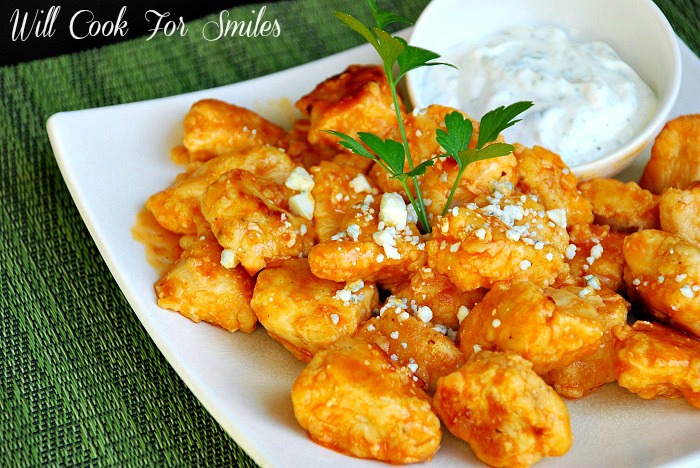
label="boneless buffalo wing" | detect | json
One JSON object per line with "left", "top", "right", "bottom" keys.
{"left": 138, "top": 61, "right": 700, "bottom": 467}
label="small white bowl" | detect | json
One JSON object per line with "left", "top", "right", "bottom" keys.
{"left": 407, "top": 0, "right": 681, "bottom": 180}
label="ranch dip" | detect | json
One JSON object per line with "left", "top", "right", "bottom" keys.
{"left": 417, "top": 26, "right": 658, "bottom": 165}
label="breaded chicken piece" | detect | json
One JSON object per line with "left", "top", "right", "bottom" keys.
{"left": 392, "top": 266, "right": 486, "bottom": 330}
{"left": 623, "top": 229, "right": 700, "bottom": 338}
{"left": 291, "top": 337, "right": 441, "bottom": 464}
{"left": 615, "top": 321, "right": 700, "bottom": 409}
{"left": 543, "top": 331, "right": 622, "bottom": 399}
{"left": 433, "top": 351, "right": 573, "bottom": 467}
{"left": 427, "top": 193, "right": 569, "bottom": 291}
{"left": 308, "top": 193, "right": 427, "bottom": 284}
{"left": 369, "top": 105, "right": 518, "bottom": 216}
{"left": 201, "top": 169, "right": 315, "bottom": 275}
{"left": 355, "top": 296, "right": 465, "bottom": 393}
{"left": 514, "top": 144, "right": 594, "bottom": 226}
{"left": 183, "top": 99, "right": 286, "bottom": 162}
{"left": 658, "top": 182, "right": 700, "bottom": 245}
{"left": 567, "top": 223, "right": 626, "bottom": 292}
{"left": 147, "top": 145, "right": 295, "bottom": 234}
{"left": 280, "top": 118, "right": 337, "bottom": 169}
{"left": 578, "top": 178, "right": 658, "bottom": 232}
{"left": 296, "top": 65, "right": 400, "bottom": 149}
{"left": 310, "top": 161, "right": 377, "bottom": 243}
{"left": 154, "top": 233, "right": 256, "bottom": 333}
{"left": 250, "top": 258, "right": 377, "bottom": 361}
{"left": 639, "top": 114, "right": 700, "bottom": 194}
{"left": 459, "top": 281, "right": 628, "bottom": 374}
{"left": 542, "top": 287, "right": 630, "bottom": 398}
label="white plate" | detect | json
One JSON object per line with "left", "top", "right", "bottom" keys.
{"left": 47, "top": 36, "right": 700, "bottom": 467}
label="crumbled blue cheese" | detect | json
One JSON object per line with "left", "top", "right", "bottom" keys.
{"left": 584, "top": 274, "right": 602, "bottom": 290}
{"left": 546, "top": 209, "right": 567, "bottom": 229}
{"left": 349, "top": 173, "right": 373, "bottom": 193}
{"left": 565, "top": 244, "right": 577, "bottom": 260}
{"left": 220, "top": 249, "right": 237, "bottom": 269}
{"left": 289, "top": 191, "right": 315, "bottom": 220}
{"left": 457, "top": 305, "right": 470, "bottom": 323}
{"left": 346, "top": 223, "right": 361, "bottom": 241}
{"left": 680, "top": 285, "right": 694, "bottom": 299}
{"left": 415, "top": 305, "right": 433, "bottom": 323}
{"left": 285, "top": 167, "right": 314, "bottom": 191}
{"left": 373, "top": 227, "right": 401, "bottom": 260}
{"left": 379, "top": 193, "right": 407, "bottom": 230}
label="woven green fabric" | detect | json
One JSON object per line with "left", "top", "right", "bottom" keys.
{"left": 1, "top": 0, "right": 697, "bottom": 466}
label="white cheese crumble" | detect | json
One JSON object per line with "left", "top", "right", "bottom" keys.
{"left": 220, "top": 249, "right": 237, "bottom": 269}
{"left": 330, "top": 313, "right": 340, "bottom": 325}
{"left": 289, "top": 191, "right": 315, "bottom": 220}
{"left": 584, "top": 274, "right": 602, "bottom": 290}
{"left": 546, "top": 209, "right": 567, "bottom": 229}
{"left": 346, "top": 223, "right": 361, "bottom": 241}
{"left": 379, "top": 192, "right": 408, "bottom": 230}
{"left": 416, "top": 305, "right": 433, "bottom": 323}
{"left": 565, "top": 244, "right": 577, "bottom": 260}
{"left": 457, "top": 305, "right": 470, "bottom": 323}
{"left": 680, "top": 285, "right": 694, "bottom": 299}
{"left": 519, "top": 260, "right": 532, "bottom": 271}
{"left": 349, "top": 174, "right": 373, "bottom": 193}
{"left": 285, "top": 166, "right": 314, "bottom": 191}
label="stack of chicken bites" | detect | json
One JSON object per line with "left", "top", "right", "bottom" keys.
{"left": 143, "top": 64, "right": 700, "bottom": 467}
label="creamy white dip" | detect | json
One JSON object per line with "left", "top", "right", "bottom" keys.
{"left": 417, "top": 26, "right": 657, "bottom": 165}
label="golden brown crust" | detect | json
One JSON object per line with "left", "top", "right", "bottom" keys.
{"left": 250, "top": 258, "right": 377, "bottom": 361}
{"left": 639, "top": 114, "right": 700, "bottom": 194}
{"left": 514, "top": 144, "right": 594, "bottom": 226}
{"left": 355, "top": 297, "right": 465, "bottom": 393}
{"left": 295, "top": 65, "right": 400, "bottom": 149}
{"left": 427, "top": 195, "right": 569, "bottom": 291}
{"left": 615, "top": 321, "right": 700, "bottom": 408}
{"left": 578, "top": 178, "right": 659, "bottom": 232}
{"left": 658, "top": 182, "right": 700, "bottom": 244}
{"left": 623, "top": 230, "right": 700, "bottom": 338}
{"left": 201, "top": 169, "right": 315, "bottom": 275}
{"left": 291, "top": 337, "right": 441, "bottom": 463}
{"left": 183, "top": 99, "right": 286, "bottom": 162}
{"left": 146, "top": 146, "right": 294, "bottom": 234}
{"left": 458, "top": 281, "right": 628, "bottom": 374}
{"left": 434, "top": 351, "right": 573, "bottom": 467}
{"left": 154, "top": 235, "right": 256, "bottom": 333}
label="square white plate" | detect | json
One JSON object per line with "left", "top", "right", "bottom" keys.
{"left": 48, "top": 37, "right": 700, "bottom": 467}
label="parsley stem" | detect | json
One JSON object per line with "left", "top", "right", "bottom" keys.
{"left": 441, "top": 166, "right": 467, "bottom": 217}
{"left": 386, "top": 72, "right": 431, "bottom": 234}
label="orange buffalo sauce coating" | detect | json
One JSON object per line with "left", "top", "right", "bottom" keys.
{"left": 131, "top": 207, "right": 182, "bottom": 275}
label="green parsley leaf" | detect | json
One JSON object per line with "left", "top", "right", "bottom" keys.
{"left": 367, "top": 0, "right": 413, "bottom": 30}
{"left": 401, "top": 158, "right": 436, "bottom": 178}
{"left": 435, "top": 111, "right": 473, "bottom": 167}
{"left": 476, "top": 101, "right": 534, "bottom": 148}
{"left": 357, "top": 132, "right": 405, "bottom": 175}
{"left": 458, "top": 142, "right": 516, "bottom": 166}
{"left": 333, "top": 11, "right": 378, "bottom": 50}
{"left": 373, "top": 28, "right": 405, "bottom": 72}
{"left": 395, "top": 38, "right": 455, "bottom": 80}
{"left": 321, "top": 130, "right": 377, "bottom": 161}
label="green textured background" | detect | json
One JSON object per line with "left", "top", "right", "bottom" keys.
{"left": 1, "top": 0, "right": 698, "bottom": 466}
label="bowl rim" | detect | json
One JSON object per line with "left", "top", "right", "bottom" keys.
{"left": 406, "top": 0, "right": 682, "bottom": 179}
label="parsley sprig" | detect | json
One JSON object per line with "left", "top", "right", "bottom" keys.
{"left": 436, "top": 102, "right": 533, "bottom": 216}
{"left": 325, "top": 0, "right": 532, "bottom": 234}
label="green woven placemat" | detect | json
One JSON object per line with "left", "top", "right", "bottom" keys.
{"left": 1, "top": 0, "right": 697, "bottom": 466}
